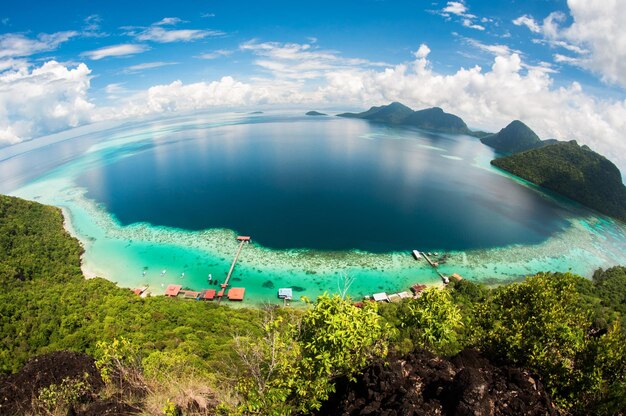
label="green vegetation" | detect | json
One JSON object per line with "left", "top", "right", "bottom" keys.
{"left": 337, "top": 102, "right": 472, "bottom": 134}
{"left": 2, "top": 193, "right": 626, "bottom": 415}
{"left": 480, "top": 119, "right": 546, "bottom": 153}
{"left": 492, "top": 140, "right": 626, "bottom": 222}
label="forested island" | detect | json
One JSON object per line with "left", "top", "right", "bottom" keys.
{"left": 492, "top": 141, "right": 626, "bottom": 222}
{"left": 336, "top": 102, "right": 626, "bottom": 224}
{"left": 480, "top": 120, "right": 558, "bottom": 153}
{"left": 1, "top": 194, "right": 626, "bottom": 415}
{"left": 337, "top": 102, "right": 473, "bottom": 134}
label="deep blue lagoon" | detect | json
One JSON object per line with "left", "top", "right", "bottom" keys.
{"left": 76, "top": 117, "right": 571, "bottom": 252}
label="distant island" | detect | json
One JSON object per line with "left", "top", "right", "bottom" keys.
{"left": 481, "top": 120, "right": 558, "bottom": 153}
{"left": 306, "top": 111, "right": 327, "bottom": 116}
{"left": 249, "top": 111, "right": 264, "bottom": 114}
{"left": 336, "top": 102, "right": 626, "bottom": 222}
{"left": 337, "top": 102, "right": 477, "bottom": 135}
{"left": 492, "top": 140, "right": 626, "bottom": 222}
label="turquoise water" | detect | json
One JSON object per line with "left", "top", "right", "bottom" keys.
{"left": 2, "top": 111, "right": 626, "bottom": 306}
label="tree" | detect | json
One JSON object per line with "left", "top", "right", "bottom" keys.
{"left": 235, "top": 294, "right": 390, "bottom": 414}
{"left": 475, "top": 273, "right": 591, "bottom": 409}
{"left": 396, "top": 288, "right": 463, "bottom": 355}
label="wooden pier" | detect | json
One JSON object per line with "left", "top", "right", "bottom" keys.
{"left": 421, "top": 252, "right": 438, "bottom": 268}
{"left": 414, "top": 250, "right": 448, "bottom": 281}
{"left": 217, "top": 236, "right": 250, "bottom": 304}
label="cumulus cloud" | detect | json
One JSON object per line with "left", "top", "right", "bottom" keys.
{"left": 563, "top": 0, "right": 626, "bottom": 87}
{"left": 3, "top": 38, "right": 626, "bottom": 174}
{"left": 0, "top": 60, "right": 94, "bottom": 145}
{"left": 0, "top": 31, "right": 77, "bottom": 58}
{"left": 90, "top": 42, "right": 626, "bottom": 171}
{"left": 94, "top": 76, "right": 278, "bottom": 120}
{"left": 442, "top": 1, "right": 472, "bottom": 17}
{"left": 313, "top": 47, "right": 626, "bottom": 171}
{"left": 82, "top": 43, "right": 149, "bottom": 60}
{"left": 514, "top": 1, "right": 626, "bottom": 88}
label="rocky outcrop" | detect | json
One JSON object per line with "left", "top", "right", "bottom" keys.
{"left": 319, "top": 348, "right": 556, "bottom": 416}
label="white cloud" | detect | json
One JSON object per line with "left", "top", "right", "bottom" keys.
{"left": 438, "top": 1, "right": 487, "bottom": 31}
{"left": 463, "top": 38, "right": 519, "bottom": 57}
{"left": 240, "top": 40, "right": 387, "bottom": 80}
{"left": 196, "top": 49, "right": 233, "bottom": 60}
{"left": 313, "top": 48, "right": 626, "bottom": 171}
{"left": 82, "top": 44, "right": 149, "bottom": 60}
{"left": 3, "top": 38, "right": 626, "bottom": 174}
{"left": 91, "top": 43, "right": 626, "bottom": 171}
{"left": 442, "top": 2, "right": 470, "bottom": 17}
{"left": 123, "top": 61, "right": 178, "bottom": 72}
{"left": 462, "top": 19, "right": 485, "bottom": 31}
{"left": 82, "top": 14, "right": 107, "bottom": 38}
{"left": 94, "top": 77, "right": 276, "bottom": 119}
{"left": 0, "top": 60, "right": 93, "bottom": 145}
{"left": 553, "top": 53, "right": 581, "bottom": 65}
{"left": 105, "top": 83, "right": 126, "bottom": 94}
{"left": 512, "top": 15, "right": 541, "bottom": 33}
{"left": 0, "top": 58, "right": 29, "bottom": 72}
{"left": 126, "top": 18, "right": 224, "bottom": 43}
{"left": 0, "top": 31, "right": 77, "bottom": 58}
{"left": 414, "top": 44, "right": 430, "bottom": 60}
{"left": 154, "top": 17, "right": 184, "bottom": 26}
{"left": 562, "top": 0, "right": 626, "bottom": 87}
{"left": 136, "top": 27, "right": 223, "bottom": 43}
{"left": 514, "top": 1, "right": 626, "bottom": 88}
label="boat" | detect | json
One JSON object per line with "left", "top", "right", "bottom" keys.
{"left": 412, "top": 250, "right": 422, "bottom": 260}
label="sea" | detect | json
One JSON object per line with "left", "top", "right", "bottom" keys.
{"left": 2, "top": 110, "right": 625, "bottom": 305}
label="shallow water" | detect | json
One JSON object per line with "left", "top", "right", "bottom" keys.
{"left": 3, "top": 111, "right": 626, "bottom": 306}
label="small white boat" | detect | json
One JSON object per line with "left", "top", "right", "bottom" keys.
{"left": 412, "top": 250, "right": 422, "bottom": 260}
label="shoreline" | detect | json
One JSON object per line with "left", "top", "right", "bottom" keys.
{"left": 7, "top": 114, "right": 625, "bottom": 305}
{"left": 39, "top": 178, "right": 626, "bottom": 307}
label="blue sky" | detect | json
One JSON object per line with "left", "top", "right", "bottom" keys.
{"left": 1, "top": 0, "right": 626, "bottom": 169}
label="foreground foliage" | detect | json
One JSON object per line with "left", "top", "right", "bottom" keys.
{"left": 2, "top": 193, "right": 626, "bottom": 415}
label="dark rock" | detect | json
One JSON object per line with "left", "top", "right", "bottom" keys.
{"left": 0, "top": 351, "right": 103, "bottom": 415}
{"left": 318, "top": 348, "right": 556, "bottom": 416}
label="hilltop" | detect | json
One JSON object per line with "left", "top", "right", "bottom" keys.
{"left": 492, "top": 140, "right": 626, "bottom": 222}
{"left": 305, "top": 111, "right": 327, "bottom": 116}
{"left": 481, "top": 120, "right": 557, "bottom": 153}
{"left": 337, "top": 102, "right": 473, "bottom": 134}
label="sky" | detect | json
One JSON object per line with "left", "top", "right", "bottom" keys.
{"left": 1, "top": 0, "right": 626, "bottom": 171}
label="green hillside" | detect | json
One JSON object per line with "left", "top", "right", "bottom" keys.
{"left": 481, "top": 120, "right": 544, "bottom": 153}
{"left": 1, "top": 193, "right": 625, "bottom": 415}
{"left": 492, "top": 141, "right": 626, "bottom": 222}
